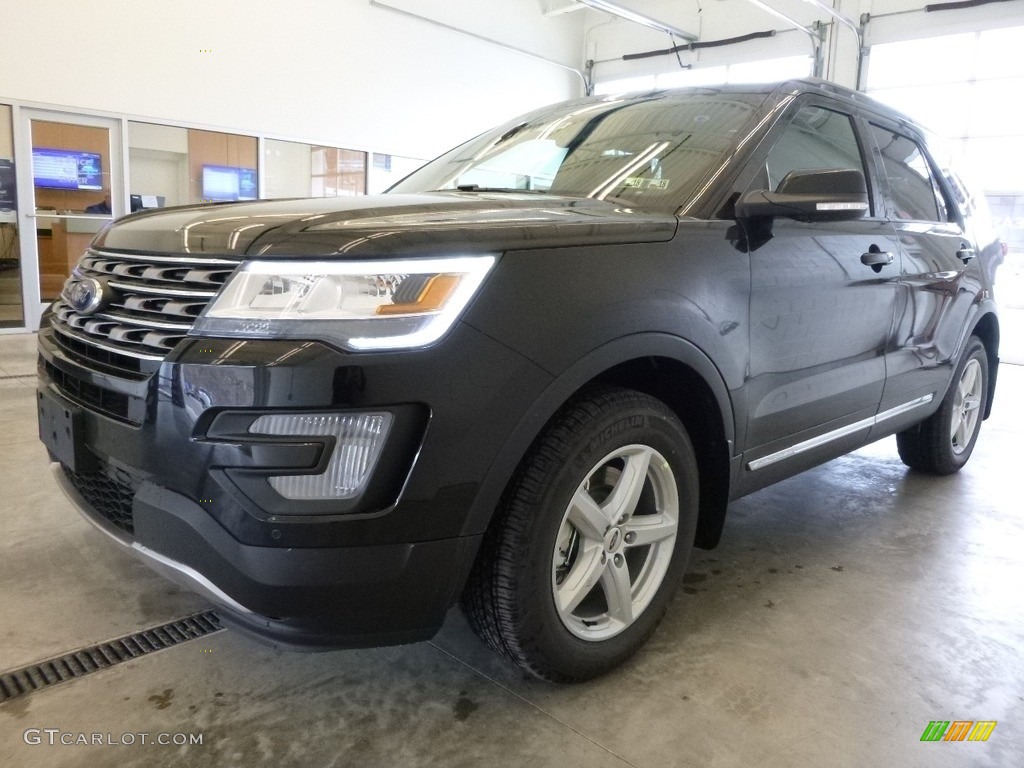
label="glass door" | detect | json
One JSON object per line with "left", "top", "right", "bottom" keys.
{"left": 15, "top": 109, "right": 123, "bottom": 331}
{"left": 0, "top": 104, "right": 23, "bottom": 330}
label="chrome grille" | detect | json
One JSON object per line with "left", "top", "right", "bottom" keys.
{"left": 51, "top": 249, "right": 238, "bottom": 371}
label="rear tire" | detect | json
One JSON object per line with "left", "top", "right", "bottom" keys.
{"left": 896, "top": 336, "right": 988, "bottom": 475}
{"left": 461, "top": 386, "right": 699, "bottom": 682}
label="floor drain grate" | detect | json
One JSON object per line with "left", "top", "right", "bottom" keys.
{"left": 0, "top": 610, "right": 222, "bottom": 704}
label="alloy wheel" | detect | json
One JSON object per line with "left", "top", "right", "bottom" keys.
{"left": 951, "top": 358, "right": 983, "bottom": 455}
{"left": 551, "top": 444, "right": 679, "bottom": 641}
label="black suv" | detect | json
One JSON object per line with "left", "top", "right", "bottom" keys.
{"left": 38, "top": 79, "right": 1000, "bottom": 682}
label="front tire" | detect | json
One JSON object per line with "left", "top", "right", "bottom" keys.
{"left": 461, "top": 387, "right": 699, "bottom": 682}
{"left": 896, "top": 335, "right": 989, "bottom": 475}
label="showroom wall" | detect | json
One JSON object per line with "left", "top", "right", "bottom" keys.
{"left": 0, "top": 0, "right": 585, "bottom": 161}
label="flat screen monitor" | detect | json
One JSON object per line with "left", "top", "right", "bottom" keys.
{"left": 130, "top": 194, "right": 166, "bottom": 212}
{"left": 238, "top": 168, "right": 257, "bottom": 200}
{"left": 33, "top": 148, "right": 103, "bottom": 191}
{"left": 202, "top": 165, "right": 257, "bottom": 202}
{"left": 0, "top": 159, "right": 15, "bottom": 211}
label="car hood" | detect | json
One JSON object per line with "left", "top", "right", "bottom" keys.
{"left": 94, "top": 193, "right": 678, "bottom": 258}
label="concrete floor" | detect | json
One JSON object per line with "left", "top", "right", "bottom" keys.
{"left": 0, "top": 331, "right": 1021, "bottom": 767}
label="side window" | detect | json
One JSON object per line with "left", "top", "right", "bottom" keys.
{"left": 756, "top": 106, "right": 869, "bottom": 202}
{"left": 868, "top": 125, "right": 948, "bottom": 222}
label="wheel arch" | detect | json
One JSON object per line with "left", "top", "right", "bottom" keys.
{"left": 460, "top": 334, "right": 737, "bottom": 551}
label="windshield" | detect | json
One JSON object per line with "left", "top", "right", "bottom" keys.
{"left": 390, "top": 91, "right": 766, "bottom": 212}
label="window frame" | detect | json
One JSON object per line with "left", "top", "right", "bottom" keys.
{"left": 864, "top": 120, "right": 951, "bottom": 225}
{"left": 725, "top": 94, "right": 885, "bottom": 221}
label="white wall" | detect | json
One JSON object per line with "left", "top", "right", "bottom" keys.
{"left": 0, "top": 0, "right": 584, "bottom": 160}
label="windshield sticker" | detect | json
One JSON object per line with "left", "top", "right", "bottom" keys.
{"left": 623, "top": 178, "right": 670, "bottom": 190}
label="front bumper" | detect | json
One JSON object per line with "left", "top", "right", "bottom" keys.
{"left": 51, "top": 462, "right": 479, "bottom": 648}
{"left": 37, "top": 322, "right": 551, "bottom": 648}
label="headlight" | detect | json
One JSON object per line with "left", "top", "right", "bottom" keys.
{"left": 191, "top": 255, "right": 496, "bottom": 351}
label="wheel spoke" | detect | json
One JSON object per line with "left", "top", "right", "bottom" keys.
{"left": 951, "top": 411, "right": 963, "bottom": 442}
{"left": 555, "top": 545, "right": 605, "bottom": 616}
{"left": 600, "top": 558, "right": 634, "bottom": 627}
{"left": 960, "top": 363, "right": 979, "bottom": 397}
{"left": 567, "top": 488, "right": 612, "bottom": 542}
{"left": 623, "top": 514, "right": 677, "bottom": 548}
{"left": 601, "top": 447, "right": 653, "bottom": 524}
{"left": 962, "top": 395, "right": 982, "bottom": 413}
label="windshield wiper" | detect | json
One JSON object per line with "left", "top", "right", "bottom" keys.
{"left": 452, "top": 185, "right": 547, "bottom": 193}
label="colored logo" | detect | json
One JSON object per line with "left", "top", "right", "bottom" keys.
{"left": 920, "top": 720, "right": 997, "bottom": 742}
{"left": 64, "top": 277, "right": 106, "bottom": 315}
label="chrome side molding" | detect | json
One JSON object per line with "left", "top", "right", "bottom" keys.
{"left": 747, "top": 394, "right": 934, "bottom": 471}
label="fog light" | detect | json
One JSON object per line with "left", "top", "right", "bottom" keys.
{"left": 249, "top": 413, "right": 392, "bottom": 500}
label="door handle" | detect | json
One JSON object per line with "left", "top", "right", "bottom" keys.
{"left": 957, "top": 243, "right": 976, "bottom": 263}
{"left": 860, "top": 247, "right": 894, "bottom": 273}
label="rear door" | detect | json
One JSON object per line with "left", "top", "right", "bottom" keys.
{"left": 865, "top": 120, "right": 983, "bottom": 419}
{"left": 735, "top": 99, "right": 901, "bottom": 489}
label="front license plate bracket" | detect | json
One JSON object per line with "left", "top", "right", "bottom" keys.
{"left": 38, "top": 388, "right": 96, "bottom": 473}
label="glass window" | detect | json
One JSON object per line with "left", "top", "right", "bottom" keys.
{"left": 129, "top": 123, "right": 258, "bottom": 207}
{"left": 311, "top": 147, "right": 366, "bottom": 197}
{"left": 187, "top": 128, "right": 258, "bottom": 204}
{"left": 265, "top": 140, "right": 368, "bottom": 198}
{"left": 597, "top": 56, "right": 811, "bottom": 96}
{"left": 867, "top": 33, "right": 976, "bottom": 89}
{"left": 869, "top": 125, "right": 946, "bottom": 222}
{"left": 987, "top": 192, "right": 1024, "bottom": 249}
{"left": 264, "top": 139, "right": 314, "bottom": 199}
{"left": 962, "top": 136, "right": 1024, "bottom": 193}
{"left": 0, "top": 104, "right": 22, "bottom": 327}
{"left": 593, "top": 75, "right": 657, "bottom": 95}
{"left": 867, "top": 83, "right": 972, "bottom": 140}
{"left": 756, "top": 106, "right": 867, "bottom": 197}
{"left": 975, "top": 26, "right": 1024, "bottom": 79}
{"left": 727, "top": 56, "right": 812, "bottom": 85}
{"left": 656, "top": 67, "right": 728, "bottom": 89}
{"left": 968, "top": 78, "right": 1024, "bottom": 139}
{"left": 128, "top": 122, "right": 188, "bottom": 210}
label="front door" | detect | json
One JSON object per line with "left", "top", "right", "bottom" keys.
{"left": 735, "top": 102, "right": 900, "bottom": 487}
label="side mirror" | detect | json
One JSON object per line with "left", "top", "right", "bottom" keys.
{"left": 735, "top": 168, "right": 869, "bottom": 222}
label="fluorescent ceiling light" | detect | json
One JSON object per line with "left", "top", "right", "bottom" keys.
{"left": 577, "top": 0, "right": 698, "bottom": 42}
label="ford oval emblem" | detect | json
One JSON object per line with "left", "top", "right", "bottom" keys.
{"left": 65, "top": 277, "right": 106, "bottom": 315}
